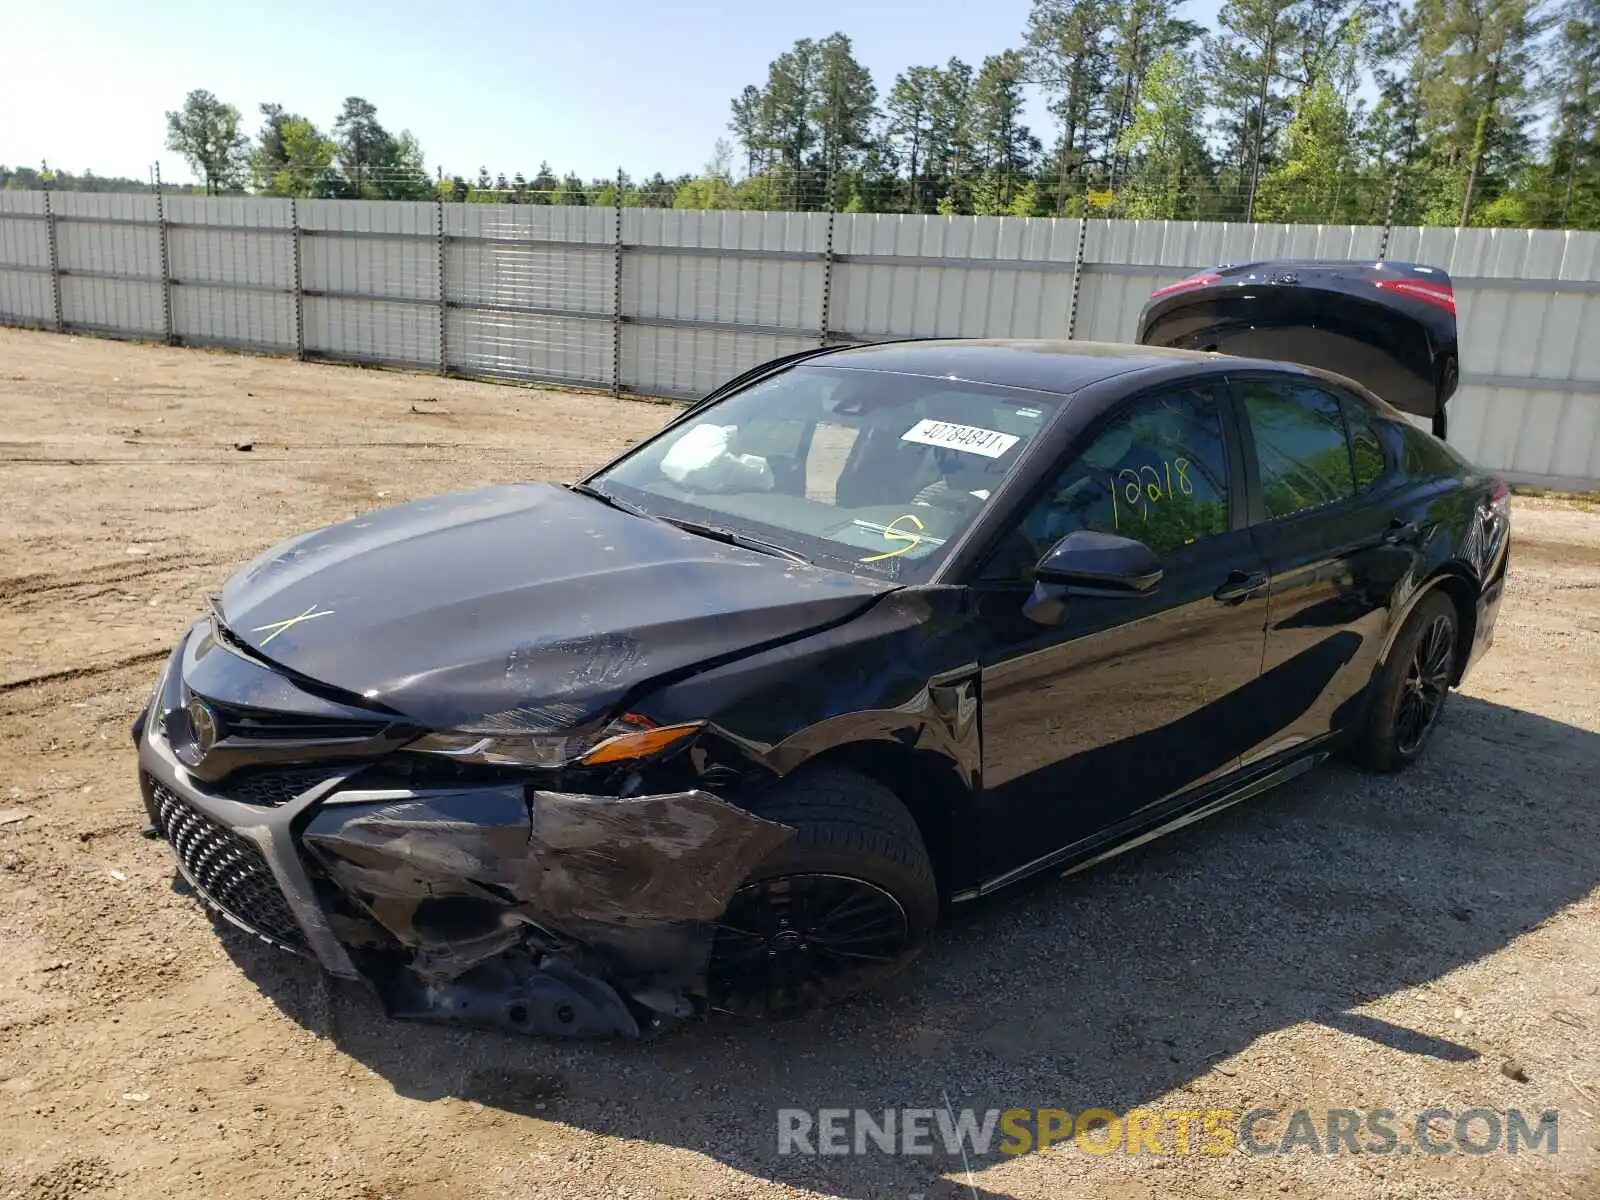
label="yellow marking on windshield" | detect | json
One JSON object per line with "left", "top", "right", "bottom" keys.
{"left": 858, "top": 512, "right": 926, "bottom": 563}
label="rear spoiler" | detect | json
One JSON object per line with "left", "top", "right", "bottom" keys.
{"left": 1136, "top": 261, "right": 1459, "bottom": 430}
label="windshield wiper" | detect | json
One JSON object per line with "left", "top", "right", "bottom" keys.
{"left": 568, "top": 481, "right": 650, "bottom": 519}
{"left": 660, "top": 517, "right": 811, "bottom": 565}
{"left": 570, "top": 482, "right": 809, "bottom": 564}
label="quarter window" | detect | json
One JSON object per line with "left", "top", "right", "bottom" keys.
{"left": 985, "top": 385, "right": 1231, "bottom": 579}
{"left": 1239, "top": 380, "right": 1356, "bottom": 519}
{"left": 1343, "top": 399, "right": 1386, "bottom": 491}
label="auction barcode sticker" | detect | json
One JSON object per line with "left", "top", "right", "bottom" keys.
{"left": 900, "top": 419, "right": 1020, "bottom": 459}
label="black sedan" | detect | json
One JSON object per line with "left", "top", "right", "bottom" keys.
{"left": 133, "top": 260, "right": 1509, "bottom": 1037}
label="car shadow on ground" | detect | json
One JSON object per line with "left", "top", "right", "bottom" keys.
{"left": 217, "top": 694, "right": 1600, "bottom": 1199}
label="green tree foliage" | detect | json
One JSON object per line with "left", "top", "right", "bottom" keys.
{"left": 164, "top": 89, "right": 249, "bottom": 194}
{"left": 1254, "top": 80, "right": 1361, "bottom": 219}
{"left": 1117, "top": 50, "right": 1215, "bottom": 216}
{"left": 1528, "top": 0, "right": 1600, "bottom": 225}
{"left": 1025, "top": 0, "right": 1115, "bottom": 207}
{"left": 811, "top": 34, "right": 879, "bottom": 182}
{"left": 1411, "top": 0, "right": 1547, "bottom": 224}
{"left": 969, "top": 51, "right": 1040, "bottom": 212}
{"left": 1204, "top": 0, "right": 1302, "bottom": 218}
{"left": 332, "top": 97, "right": 388, "bottom": 195}
{"left": 1, "top": 164, "right": 201, "bottom": 193}
{"left": 251, "top": 105, "right": 339, "bottom": 197}
{"left": 885, "top": 66, "right": 940, "bottom": 210}
{"left": 1106, "top": 1, "right": 1207, "bottom": 179}
{"left": 119, "top": 1, "right": 1600, "bottom": 229}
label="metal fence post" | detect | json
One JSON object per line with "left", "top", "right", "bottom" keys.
{"left": 154, "top": 166, "right": 174, "bottom": 345}
{"left": 1065, "top": 200, "right": 1090, "bottom": 339}
{"left": 289, "top": 198, "right": 305, "bottom": 361}
{"left": 436, "top": 196, "right": 448, "bottom": 375}
{"left": 42, "top": 186, "right": 63, "bottom": 333}
{"left": 820, "top": 175, "right": 836, "bottom": 347}
{"left": 1378, "top": 172, "right": 1400, "bottom": 262}
{"left": 611, "top": 166, "right": 624, "bottom": 396}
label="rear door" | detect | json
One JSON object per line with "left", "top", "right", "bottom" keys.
{"left": 1229, "top": 372, "right": 1420, "bottom": 759}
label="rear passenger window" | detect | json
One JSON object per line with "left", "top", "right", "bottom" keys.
{"left": 1238, "top": 379, "right": 1355, "bottom": 519}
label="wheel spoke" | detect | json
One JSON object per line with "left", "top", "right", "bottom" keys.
{"left": 806, "top": 946, "right": 902, "bottom": 964}
{"left": 708, "top": 873, "right": 912, "bottom": 1018}
{"left": 810, "top": 920, "right": 906, "bottom": 944}
{"left": 816, "top": 891, "right": 892, "bottom": 926}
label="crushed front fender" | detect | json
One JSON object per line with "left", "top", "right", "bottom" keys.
{"left": 301, "top": 785, "right": 795, "bottom": 1037}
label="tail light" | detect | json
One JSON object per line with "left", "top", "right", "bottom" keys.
{"left": 1149, "top": 272, "right": 1221, "bottom": 301}
{"left": 1489, "top": 476, "right": 1511, "bottom": 523}
{"left": 1374, "top": 276, "right": 1456, "bottom": 315}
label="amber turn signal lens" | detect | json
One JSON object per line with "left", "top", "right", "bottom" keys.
{"left": 577, "top": 721, "right": 703, "bottom": 766}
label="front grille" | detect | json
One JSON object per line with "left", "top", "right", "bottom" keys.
{"left": 208, "top": 699, "right": 389, "bottom": 742}
{"left": 207, "top": 766, "right": 335, "bottom": 809}
{"left": 147, "top": 778, "right": 307, "bottom": 951}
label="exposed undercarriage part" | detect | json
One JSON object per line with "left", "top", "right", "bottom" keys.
{"left": 135, "top": 634, "right": 800, "bottom": 1039}
{"left": 142, "top": 756, "right": 797, "bottom": 1038}
{"left": 301, "top": 786, "right": 796, "bottom": 1037}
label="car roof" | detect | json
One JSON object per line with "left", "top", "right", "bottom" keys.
{"left": 814, "top": 339, "right": 1221, "bottom": 396}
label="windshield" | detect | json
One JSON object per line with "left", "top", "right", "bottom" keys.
{"left": 587, "top": 364, "right": 1062, "bottom": 580}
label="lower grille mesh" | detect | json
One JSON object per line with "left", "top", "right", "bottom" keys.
{"left": 148, "top": 778, "right": 307, "bottom": 951}
{"left": 211, "top": 767, "right": 333, "bottom": 809}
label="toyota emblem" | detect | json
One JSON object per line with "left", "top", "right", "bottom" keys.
{"left": 186, "top": 698, "right": 222, "bottom": 757}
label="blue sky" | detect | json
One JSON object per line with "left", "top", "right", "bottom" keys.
{"left": 5, "top": 0, "right": 1224, "bottom": 185}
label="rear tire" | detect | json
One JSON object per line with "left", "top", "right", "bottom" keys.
{"left": 1351, "top": 590, "right": 1459, "bottom": 773}
{"left": 707, "top": 764, "right": 937, "bottom": 1017}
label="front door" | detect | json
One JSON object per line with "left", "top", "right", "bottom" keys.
{"left": 972, "top": 381, "right": 1272, "bottom": 886}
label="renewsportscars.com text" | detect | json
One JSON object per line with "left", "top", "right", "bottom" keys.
{"left": 776, "top": 1106, "right": 1561, "bottom": 1158}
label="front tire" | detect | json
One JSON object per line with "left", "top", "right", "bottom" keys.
{"left": 1352, "top": 590, "right": 1459, "bottom": 772}
{"left": 707, "top": 764, "right": 937, "bottom": 1017}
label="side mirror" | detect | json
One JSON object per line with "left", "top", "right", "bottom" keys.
{"left": 1023, "top": 531, "right": 1162, "bottom": 624}
{"left": 1036, "top": 530, "right": 1163, "bottom": 592}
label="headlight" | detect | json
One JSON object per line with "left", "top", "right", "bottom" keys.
{"left": 405, "top": 731, "right": 571, "bottom": 768}
{"left": 407, "top": 716, "right": 703, "bottom": 769}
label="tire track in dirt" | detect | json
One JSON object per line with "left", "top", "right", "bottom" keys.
{"left": 0, "top": 646, "right": 171, "bottom": 700}
{"left": 0, "top": 554, "right": 223, "bottom": 603}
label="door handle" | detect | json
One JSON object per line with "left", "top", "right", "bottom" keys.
{"left": 1214, "top": 570, "right": 1267, "bottom": 603}
{"left": 1382, "top": 518, "right": 1421, "bottom": 546}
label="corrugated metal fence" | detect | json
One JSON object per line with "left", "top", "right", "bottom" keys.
{"left": 2, "top": 191, "right": 1598, "bottom": 489}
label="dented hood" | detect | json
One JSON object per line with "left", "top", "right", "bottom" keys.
{"left": 216, "top": 483, "right": 890, "bottom": 730}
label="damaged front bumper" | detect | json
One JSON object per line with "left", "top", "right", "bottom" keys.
{"left": 135, "top": 648, "right": 793, "bottom": 1039}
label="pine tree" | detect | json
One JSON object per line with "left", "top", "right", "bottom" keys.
{"left": 1024, "top": 0, "right": 1116, "bottom": 207}
{"left": 969, "top": 51, "right": 1040, "bottom": 212}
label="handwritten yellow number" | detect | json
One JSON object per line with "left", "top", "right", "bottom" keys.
{"left": 858, "top": 512, "right": 927, "bottom": 563}
{"left": 1141, "top": 465, "right": 1163, "bottom": 502}
{"left": 1120, "top": 469, "right": 1143, "bottom": 507}
{"left": 1101, "top": 457, "right": 1200, "bottom": 533}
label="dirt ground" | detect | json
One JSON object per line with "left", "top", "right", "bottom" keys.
{"left": 1, "top": 327, "right": 1598, "bottom": 1200}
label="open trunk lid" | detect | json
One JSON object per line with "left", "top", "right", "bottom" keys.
{"left": 1135, "top": 260, "right": 1459, "bottom": 423}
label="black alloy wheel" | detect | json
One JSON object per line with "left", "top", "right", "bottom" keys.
{"left": 708, "top": 873, "right": 913, "bottom": 1017}
{"left": 1394, "top": 611, "right": 1455, "bottom": 755}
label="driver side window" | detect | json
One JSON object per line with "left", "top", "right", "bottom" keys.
{"left": 983, "top": 384, "right": 1231, "bottom": 581}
